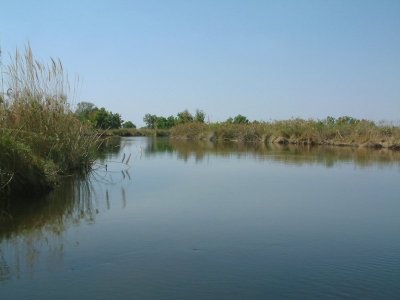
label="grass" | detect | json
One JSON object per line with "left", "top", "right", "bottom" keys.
{"left": 170, "top": 118, "right": 400, "bottom": 149}
{"left": 0, "top": 45, "right": 100, "bottom": 197}
{"left": 102, "top": 127, "right": 170, "bottom": 137}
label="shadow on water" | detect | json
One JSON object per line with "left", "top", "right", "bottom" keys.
{"left": 145, "top": 138, "right": 400, "bottom": 167}
{"left": 0, "top": 176, "right": 97, "bottom": 280}
{"left": 0, "top": 136, "right": 126, "bottom": 281}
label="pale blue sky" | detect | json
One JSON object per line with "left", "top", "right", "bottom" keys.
{"left": 1, "top": 0, "right": 399, "bottom": 125}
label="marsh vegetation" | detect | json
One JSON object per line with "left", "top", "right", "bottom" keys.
{"left": 170, "top": 116, "right": 400, "bottom": 149}
{"left": 0, "top": 46, "right": 99, "bottom": 196}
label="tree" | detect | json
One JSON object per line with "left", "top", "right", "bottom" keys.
{"left": 194, "top": 109, "right": 205, "bottom": 123}
{"left": 336, "top": 116, "right": 359, "bottom": 125}
{"left": 122, "top": 121, "right": 136, "bottom": 128}
{"left": 166, "top": 115, "right": 177, "bottom": 128}
{"left": 93, "top": 107, "right": 122, "bottom": 129}
{"left": 155, "top": 116, "right": 168, "bottom": 129}
{"left": 143, "top": 114, "right": 158, "bottom": 129}
{"left": 177, "top": 110, "right": 194, "bottom": 124}
{"left": 233, "top": 114, "right": 249, "bottom": 124}
{"left": 75, "top": 101, "right": 97, "bottom": 122}
{"left": 325, "top": 116, "right": 336, "bottom": 126}
{"left": 225, "top": 117, "right": 234, "bottom": 124}
{"left": 226, "top": 114, "right": 249, "bottom": 124}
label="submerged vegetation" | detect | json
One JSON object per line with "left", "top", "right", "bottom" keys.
{"left": 0, "top": 46, "right": 100, "bottom": 196}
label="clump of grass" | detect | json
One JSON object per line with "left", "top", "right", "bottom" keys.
{"left": 170, "top": 122, "right": 208, "bottom": 139}
{"left": 0, "top": 45, "right": 99, "bottom": 196}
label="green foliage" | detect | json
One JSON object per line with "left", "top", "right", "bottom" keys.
{"left": 336, "top": 116, "right": 360, "bottom": 125}
{"left": 194, "top": 109, "right": 206, "bottom": 123}
{"left": 143, "top": 114, "right": 158, "bottom": 129}
{"left": 143, "top": 109, "right": 205, "bottom": 129}
{"left": 177, "top": 110, "right": 194, "bottom": 124}
{"left": 76, "top": 101, "right": 96, "bottom": 121}
{"left": 155, "top": 116, "right": 175, "bottom": 129}
{"left": 122, "top": 121, "right": 136, "bottom": 128}
{"left": 75, "top": 102, "right": 123, "bottom": 129}
{"left": 226, "top": 114, "right": 249, "bottom": 124}
{"left": 93, "top": 107, "right": 122, "bottom": 129}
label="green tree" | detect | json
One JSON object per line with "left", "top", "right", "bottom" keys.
{"left": 93, "top": 108, "right": 122, "bottom": 129}
{"left": 75, "top": 101, "right": 97, "bottom": 122}
{"left": 225, "top": 117, "right": 234, "bottom": 124}
{"left": 177, "top": 110, "right": 194, "bottom": 124}
{"left": 325, "top": 116, "right": 336, "bottom": 126}
{"left": 336, "top": 116, "right": 359, "bottom": 125}
{"left": 143, "top": 114, "right": 158, "bottom": 129}
{"left": 166, "top": 115, "right": 177, "bottom": 128}
{"left": 226, "top": 114, "right": 249, "bottom": 124}
{"left": 122, "top": 121, "right": 136, "bottom": 128}
{"left": 194, "top": 109, "right": 206, "bottom": 123}
{"left": 155, "top": 116, "right": 168, "bottom": 129}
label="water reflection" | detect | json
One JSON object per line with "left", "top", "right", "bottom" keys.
{"left": 0, "top": 249, "right": 10, "bottom": 281}
{"left": 145, "top": 138, "right": 400, "bottom": 167}
{"left": 0, "top": 137, "right": 399, "bottom": 292}
{"left": 0, "top": 176, "right": 95, "bottom": 280}
{"left": 0, "top": 137, "right": 126, "bottom": 281}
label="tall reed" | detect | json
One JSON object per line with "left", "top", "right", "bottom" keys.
{"left": 0, "top": 45, "right": 100, "bottom": 196}
{"left": 170, "top": 118, "right": 400, "bottom": 148}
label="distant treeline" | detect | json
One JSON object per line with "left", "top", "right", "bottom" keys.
{"left": 75, "top": 102, "right": 135, "bottom": 129}
{"left": 142, "top": 109, "right": 206, "bottom": 129}
{"left": 142, "top": 110, "right": 256, "bottom": 129}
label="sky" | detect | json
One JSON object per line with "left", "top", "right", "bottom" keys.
{"left": 1, "top": 0, "right": 399, "bottom": 126}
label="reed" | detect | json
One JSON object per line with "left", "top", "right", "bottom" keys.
{"left": 170, "top": 118, "right": 400, "bottom": 149}
{"left": 0, "top": 45, "right": 100, "bottom": 196}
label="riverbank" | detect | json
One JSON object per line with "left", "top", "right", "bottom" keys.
{"left": 0, "top": 46, "right": 99, "bottom": 197}
{"left": 169, "top": 119, "right": 400, "bottom": 150}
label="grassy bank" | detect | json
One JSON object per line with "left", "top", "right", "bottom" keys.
{"left": 170, "top": 118, "right": 400, "bottom": 150}
{"left": 0, "top": 46, "right": 99, "bottom": 197}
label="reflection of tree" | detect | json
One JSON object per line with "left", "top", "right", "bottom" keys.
{"left": 96, "top": 136, "right": 123, "bottom": 162}
{"left": 0, "top": 249, "right": 10, "bottom": 281}
{"left": 0, "top": 175, "right": 97, "bottom": 281}
{"left": 144, "top": 137, "right": 174, "bottom": 156}
{"left": 145, "top": 138, "right": 400, "bottom": 167}
{"left": 0, "top": 136, "right": 131, "bottom": 282}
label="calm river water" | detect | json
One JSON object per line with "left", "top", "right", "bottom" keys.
{"left": 1, "top": 137, "right": 400, "bottom": 299}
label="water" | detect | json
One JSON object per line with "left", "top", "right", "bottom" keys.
{"left": 1, "top": 137, "right": 400, "bottom": 299}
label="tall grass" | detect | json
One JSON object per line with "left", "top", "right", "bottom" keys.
{"left": 0, "top": 45, "right": 100, "bottom": 196}
{"left": 170, "top": 118, "right": 400, "bottom": 149}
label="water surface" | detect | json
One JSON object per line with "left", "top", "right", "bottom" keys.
{"left": 1, "top": 137, "right": 400, "bottom": 299}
